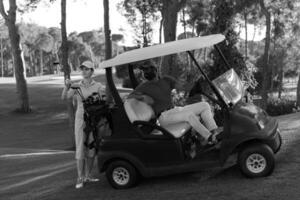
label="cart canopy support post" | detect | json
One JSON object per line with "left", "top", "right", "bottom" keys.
{"left": 128, "top": 64, "right": 139, "bottom": 89}
{"left": 106, "top": 67, "right": 123, "bottom": 106}
{"left": 187, "top": 51, "right": 228, "bottom": 109}
{"left": 213, "top": 44, "right": 231, "bottom": 71}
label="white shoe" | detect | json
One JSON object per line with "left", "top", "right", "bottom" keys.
{"left": 75, "top": 178, "right": 84, "bottom": 189}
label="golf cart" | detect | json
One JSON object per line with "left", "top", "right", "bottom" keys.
{"left": 97, "top": 34, "right": 282, "bottom": 189}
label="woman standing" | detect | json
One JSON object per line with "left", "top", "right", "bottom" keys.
{"left": 62, "top": 60, "right": 104, "bottom": 189}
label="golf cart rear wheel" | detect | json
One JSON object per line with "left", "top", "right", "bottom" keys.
{"left": 238, "top": 143, "right": 275, "bottom": 178}
{"left": 106, "top": 160, "right": 138, "bottom": 189}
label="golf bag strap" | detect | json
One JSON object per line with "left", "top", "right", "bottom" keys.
{"left": 75, "top": 88, "right": 85, "bottom": 101}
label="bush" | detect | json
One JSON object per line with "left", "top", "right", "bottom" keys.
{"left": 266, "top": 96, "right": 298, "bottom": 116}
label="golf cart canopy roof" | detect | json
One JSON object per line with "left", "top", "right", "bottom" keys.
{"left": 99, "top": 34, "right": 225, "bottom": 69}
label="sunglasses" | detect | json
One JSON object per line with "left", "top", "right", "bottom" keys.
{"left": 81, "top": 67, "right": 92, "bottom": 71}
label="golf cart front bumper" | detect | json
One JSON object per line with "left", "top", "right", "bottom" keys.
{"left": 272, "top": 128, "right": 282, "bottom": 153}
{"left": 263, "top": 121, "right": 282, "bottom": 154}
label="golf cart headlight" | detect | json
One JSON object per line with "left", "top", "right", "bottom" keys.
{"left": 257, "top": 120, "right": 265, "bottom": 129}
{"left": 254, "top": 113, "right": 265, "bottom": 130}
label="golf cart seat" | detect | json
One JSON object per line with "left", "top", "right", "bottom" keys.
{"left": 124, "top": 98, "right": 191, "bottom": 138}
{"left": 152, "top": 122, "right": 191, "bottom": 138}
{"left": 124, "top": 98, "right": 155, "bottom": 122}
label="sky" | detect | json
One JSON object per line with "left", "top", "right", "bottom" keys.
{"left": 2, "top": 0, "right": 264, "bottom": 45}
{"left": 17, "top": 0, "right": 138, "bottom": 45}
{"left": 20, "top": 0, "right": 122, "bottom": 33}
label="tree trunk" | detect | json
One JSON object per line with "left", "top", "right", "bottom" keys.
{"left": 103, "top": 0, "right": 113, "bottom": 104}
{"left": 250, "top": 25, "right": 256, "bottom": 54}
{"left": 259, "top": 0, "right": 271, "bottom": 109}
{"left": 1, "top": 37, "right": 3, "bottom": 77}
{"left": 160, "top": 0, "right": 186, "bottom": 77}
{"left": 244, "top": 9, "right": 248, "bottom": 59}
{"left": 297, "top": 72, "right": 300, "bottom": 106}
{"left": 142, "top": 13, "right": 148, "bottom": 47}
{"left": 159, "top": 18, "right": 163, "bottom": 44}
{"left": 61, "top": 0, "right": 70, "bottom": 80}
{"left": 39, "top": 49, "right": 43, "bottom": 75}
{"left": 34, "top": 52, "right": 39, "bottom": 75}
{"left": 60, "top": 0, "right": 75, "bottom": 148}
{"left": 181, "top": 8, "right": 192, "bottom": 82}
{"left": 0, "top": 0, "right": 30, "bottom": 112}
{"left": 278, "top": 66, "right": 283, "bottom": 99}
{"left": 29, "top": 51, "right": 34, "bottom": 76}
{"left": 297, "top": 73, "right": 300, "bottom": 106}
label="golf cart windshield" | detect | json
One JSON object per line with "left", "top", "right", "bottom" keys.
{"left": 212, "top": 69, "right": 244, "bottom": 105}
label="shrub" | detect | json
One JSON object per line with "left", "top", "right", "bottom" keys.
{"left": 266, "top": 96, "right": 298, "bottom": 116}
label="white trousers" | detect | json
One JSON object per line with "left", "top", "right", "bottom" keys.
{"left": 158, "top": 102, "right": 218, "bottom": 139}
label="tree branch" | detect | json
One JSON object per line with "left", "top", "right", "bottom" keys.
{"left": 0, "top": 0, "right": 9, "bottom": 21}
{"left": 259, "top": 0, "right": 270, "bottom": 17}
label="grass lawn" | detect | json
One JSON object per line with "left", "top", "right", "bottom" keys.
{"left": 0, "top": 73, "right": 124, "bottom": 150}
{"left": 1, "top": 75, "right": 300, "bottom": 200}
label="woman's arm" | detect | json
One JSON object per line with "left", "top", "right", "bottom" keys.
{"left": 61, "top": 79, "right": 76, "bottom": 100}
{"left": 97, "top": 83, "right": 106, "bottom": 98}
{"left": 61, "top": 87, "right": 76, "bottom": 100}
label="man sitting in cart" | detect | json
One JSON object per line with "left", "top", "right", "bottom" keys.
{"left": 127, "top": 61, "right": 220, "bottom": 144}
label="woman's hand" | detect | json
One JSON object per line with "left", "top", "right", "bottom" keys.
{"left": 65, "top": 79, "right": 72, "bottom": 89}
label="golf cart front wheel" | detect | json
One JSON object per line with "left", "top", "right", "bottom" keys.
{"left": 238, "top": 143, "right": 275, "bottom": 178}
{"left": 106, "top": 160, "right": 138, "bottom": 189}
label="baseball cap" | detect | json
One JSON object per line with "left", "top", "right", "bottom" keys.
{"left": 80, "top": 60, "right": 95, "bottom": 70}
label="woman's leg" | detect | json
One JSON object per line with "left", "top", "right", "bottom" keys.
{"left": 181, "top": 102, "right": 218, "bottom": 131}
{"left": 75, "top": 158, "right": 85, "bottom": 188}
{"left": 74, "top": 112, "right": 86, "bottom": 187}
{"left": 85, "top": 156, "right": 95, "bottom": 177}
{"left": 77, "top": 159, "right": 85, "bottom": 178}
{"left": 159, "top": 108, "right": 211, "bottom": 139}
{"left": 84, "top": 134, "right": 99, "bottom": 181}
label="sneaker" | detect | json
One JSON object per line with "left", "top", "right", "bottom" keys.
{"left": 208, "top": 132, "right": 218, "bottom": 144}
{"left": 75, "top": 178, "right": 84, "bottom": 189}
{"left": 84, "top": 176, "right": 100, "bottom": 183}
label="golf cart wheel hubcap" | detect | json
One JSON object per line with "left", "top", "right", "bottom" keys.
{"left": 246, "top": 153, "right": 267, "bottom": 173}
{"left": 112, "top": 167, "right": 130, "bottom": 185}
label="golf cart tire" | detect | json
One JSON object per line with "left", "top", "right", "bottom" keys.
{"left": 238, "top": 143, "right": 275, "bottom": 178}
{"left": 106, "top": 160, "right": 138, "bottom": 189}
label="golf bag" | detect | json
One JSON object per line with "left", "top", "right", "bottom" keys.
{"left": 75, "top": 88, "right": 110, "bottom": 152}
